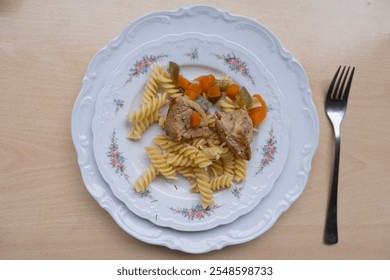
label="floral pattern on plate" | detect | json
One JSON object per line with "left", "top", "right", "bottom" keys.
{"left": 214, "top": 52, "right": 255, "bottom": 85}
{"left": 169, "top": 204, "right": 222, "bottom": 220}
{"left": 125, "top": 53, "right": 168, "bottom": 85}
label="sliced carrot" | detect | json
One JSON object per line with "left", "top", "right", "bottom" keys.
{"left": 178, "top": 75, "right": 191, "bottom": 89}
{"left": 206, "top": 84, "right": 221, "bottom": 98}
{"left": 190, "top": 112, "right": 202, "bottom": 127}
{"left": 187, "top": 82, "right": 203, "bottom": 95}
{"left": 195, "top": 74, "right": 216, "bottom": 92}
{"left": 253, "top": 93, "right": 267, "bottom": 107}
{"left": 226, "top": 83, "right": 239, "bottom": 99}
{"left": 248, "top": 94, "right": 267, "bottom": 126}
{"left": 184, "top": 89, "right": 198, "bottom": 100}
{"left": 248, "top": 107, "right": 267, "bottom": 126}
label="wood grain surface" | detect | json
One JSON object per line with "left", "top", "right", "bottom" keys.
{"left": 1, "top": 0, "right": 389, "bottom": 259}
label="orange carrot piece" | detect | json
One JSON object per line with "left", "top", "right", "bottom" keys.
{"left": 253, "top": 93, "right": 267, "bottom": 107}
{"left": 178, "top": 75, "right": 191, "bottom": 89}
{"left": 190, "top": 112, "right": 202, "bottom": 127}
{"left": 226, "top": 84, "right": 239, "bottom": 99}
{"left": 187, "top": 82, "right": 203, "bottom": 95}
{"left": 206, "top": 84, "right": 221, "bottom": 98}
{"left": 195, "top": 74, "right": 216, "bottom": 92}
{"left": 185, "top": 89, "right": 198, "bottom": 100}
{"left": 248, "top": 93, "right": 267, "bottom": 126}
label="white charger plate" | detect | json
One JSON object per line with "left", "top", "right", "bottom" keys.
{"left": 92, "top": 32, "right": 289, "bottom": 231}
{"left": 71, "top": 5, "right": 319, "bottom": 253}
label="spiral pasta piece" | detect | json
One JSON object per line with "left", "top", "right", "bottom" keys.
{"left": 141, "top": 64, "right": 163, "bottom": 104}
{"left": 153, "top": 134, "right": 181, "bottom": 152}
{"left": 210, "top": 174, "right": 234, "bottom": 191}
{"left": 189, "top": 138, "right": 207, "bottom": 150}
{"left": 134, "top": 164, "right": 158, "bottom": 193}
{"left": 145, "top": 145, "right": 177, "bottom": 180}
{"left": 209, "top": 159, "right": 224, "bottom": 177}
{"left": 171, "top": 143, "right": 212, "bottom": 168}
{"left": 193, "top": 167, "right": 213, "bottom": 209}
{"left": 166, "top": 153, "right": 193, "bottom": 167}
{"left": 189, "top": 181, "right": 199, "bottom": 193}
{"left": 221, "top": 148, "right": 235, "bottom": 175}
{"left": 234, "top": 156, "right": 246, "bottom": 182}
{"left": 128, "top": 92, "right": 167, "bottom": 122}
{"left": 202, "top": 146, "right": 222, "bottom": 160}
{"left": 175, "top": 166, "right": 196, "bottom": 179}
{"left": 128, "top": 111, "right": 159, "bottom": 140}
{"left": 206, "top": 112, "right": 217, "bottom": 129}
{"left": 158, "top": 70, "right": 182, "bottom": 98}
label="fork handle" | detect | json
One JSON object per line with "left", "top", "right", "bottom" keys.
{"left": 325, "top": 126, "right": 340, "bottom": 244}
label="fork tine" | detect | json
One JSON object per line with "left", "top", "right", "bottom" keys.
{"left": 327, "top": 66, "right": 341, "bottom": 99}
{"left": 342, "top": 66, "right": 355, "bottom": 102}
{"left": 332, "top": 66, "right": 346, "bottom": 99}
{"left": 336, "top": 66, "right": 350, "bottom": 100}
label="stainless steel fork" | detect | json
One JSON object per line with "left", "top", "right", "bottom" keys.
{"left": 324, "top": 66, "right": 355, "bottom": 244}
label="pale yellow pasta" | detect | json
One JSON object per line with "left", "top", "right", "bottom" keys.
{"left": 175, "top": 166, "right": 196, "bottom": 179}
{"left": 171, "top": 143, "right": 212, "bottom": 168}
{"left": 128, "top": 92, "right": 167, "bottom": 122}
{"left": 134, "top": 164, "right": 158, "bottom": 193}
{"left": 189, "top": 181, "right": 199, "bottom": 193}
{"left": 209, "top": 159, "right": 224, "bottom": 177}
{"left": 193, "top": 167, "right": 213, "bottom": 209}
{"left": 141, "top": 64, "right": 163, "bottom": 104}
{"left": 145, "top": 145, "right": 176, "bottom": 180}
{"left": 206, "top": 111, "right": 217, "bottom": 129}
{"left": 202, "top": 146, "right": 222, "bottom": 160}
{"left": 158, "top": 114, "right": 166, "bottom": 128}
{"left": 158, "top": 69, "right": 182, "bottom": 98}
{"left": 219, "top": 96, "right": 240, "bottom": 112}
{"left": 221, "top": 148, "right": 235, "bottom": 175}
{"left": 153, "top": 134, "right": 181, "bottom": 152}
{"left": 210, "top": 174, "right": 234, "bottom": 191}
{"left": 189, "top": 138, "right": 207, "bottom": 150}
{"left": 128, "top": 111, "right": 159, "bottom": 140}
{"left": 234, "top": 156, "right": 246, "bottom": 183}
{"left": 206, "top": 133, "right": 223, "bottom": 147}
{"left": 166, "top": 153, "right": 193, "bottom": 167}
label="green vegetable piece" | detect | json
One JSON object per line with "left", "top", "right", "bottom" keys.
{"left": 216, "top": 79, "right": 230, "bottom": 91}
{"left": 168, "top": 61, "right": 180, "bottom": 86}
{"left": 236, "top": 86, "right": 252, "bottom": 108}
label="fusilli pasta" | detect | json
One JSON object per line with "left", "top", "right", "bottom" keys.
{"left": 193, "top": 167, "right": 213, "bottom": 209}
{"left": 158, "top": 69, "right": 182, "bottom": 99}
{"left": 141, "top": 64, "right": 163, "bottom": 104}
{"left": 145, "top": 145, "right": 176, "bottom": 180}
{"left": 234, "top": 156, "right": 246, "bottom": 183}
{"left": 128, "top": 92, "right": 167, "bottom": 122}
{"left": 210, "top": 174, "right": 234, "bottom": 191}
{"left": 134, "top": 164, "right": 158, "bottom": 193}
{"left": 128, "top": 111, "right": 159, "bottom": 140}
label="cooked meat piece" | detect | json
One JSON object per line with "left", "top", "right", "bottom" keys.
{"left": 163, "top": 96, "right": 209, "bottom": 141}
{"left": 215, "top": 109, "right": 253, "bottom": 160}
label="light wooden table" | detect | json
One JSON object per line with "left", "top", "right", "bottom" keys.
{"left": 1, "top": 0, "right": 389, "bottom": 259}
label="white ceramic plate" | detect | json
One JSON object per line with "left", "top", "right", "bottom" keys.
{"left": 71, "top": 5, "right": 319, "bottom": 253}
{"left": 92, "top": 32, "right": 289, "bottom": 231}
